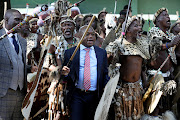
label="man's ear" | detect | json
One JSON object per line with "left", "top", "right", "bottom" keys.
{"left": 4, "top": 18, "right": 8, "bottom": 24}
{"left": 155, "top": 18, "right": 159, "bottom": 26}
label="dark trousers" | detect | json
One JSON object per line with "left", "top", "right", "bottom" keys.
{"left": 70, "top": 89, "right": 98, "bottom": 120}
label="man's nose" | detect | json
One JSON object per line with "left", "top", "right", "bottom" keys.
{"left": 88, "top": 34, "right": 93, "bottom": 38}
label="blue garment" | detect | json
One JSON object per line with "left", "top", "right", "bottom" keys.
{"left": 77, "top": 44, "right": 97, "bottom": 91}
{"left": 12, "top": 35, "right": 19, "bottom": 54}
{"left": 5, "top": 28, "right": 20, "bottom": 54}
{"left": 63, "top": 45, "right": 109, "bottom": 120}
{"left": 70, "top": 89, "right": 97, "bottom": 120}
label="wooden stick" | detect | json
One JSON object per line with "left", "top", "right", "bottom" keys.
{"left": 175, "top": 71, "right": 180, "bottom": 80}
{"left": 120, "top": 0, "right": 132, "bottom": 45}
{"left": 4, "top": 2, "right": 7, "bottom": 17}
{"left": 115, "top": 23, "right": 122, "bottom": 34}
{"left": 114, "top": 0, "right": 117, "bottom": 14}
{"left": 40, "top": 35, "right": 48, "bottom": 46}
{"left": 56, "top": 86, "right": 60, "bottom": 111}
{"left": 66, "top": 15, "right": 95, "bottom": 67}
{"left": 176, "top": 11, "right": 179, "bottom": 20}
{"left": 66, "top": 0, "right": 85, "bottom": 10}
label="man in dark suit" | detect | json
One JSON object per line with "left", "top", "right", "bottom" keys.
{"left": 0, "top": 9, "right": 27, "bottom": 120}
{"left": 62, "top": 25, "right": 109, "bottom": 120}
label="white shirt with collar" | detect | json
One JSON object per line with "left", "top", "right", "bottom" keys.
{"left": 4, "top": 28, "right": 20, "bottom": 51}
{"left": 76, "top": 44, "right": 97, "bottom": 91}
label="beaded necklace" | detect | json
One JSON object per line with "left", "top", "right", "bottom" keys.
{"left": 157, "top": 27, "right": 169, "bottom": 37}
{"left": 67, "top": 38, "right": 75, "bottom": 49}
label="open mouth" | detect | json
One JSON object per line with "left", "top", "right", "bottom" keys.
{"left": 166, "top": 19, "right": 170, "bottom": 24}
{"left": 64, "top": 31, "right": 71, "bottom": 35}
{"left": 138, "top": 31, "right": 142, "bottom": 36}
{"left": 87, "top": 39, "right": 94, "bottom": 43}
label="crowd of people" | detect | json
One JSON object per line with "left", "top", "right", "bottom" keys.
{"left": 0, "top": 0, "right": 180, "bottom": 120}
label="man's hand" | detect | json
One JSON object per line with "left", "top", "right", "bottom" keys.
{"left": 61, "top": 66, "right": 70, "bottom": 76}
{"left": 170, "top": 35, "right": 180, "bottom": 47}
{"left": 163, "top": 35, "right": 180, "bottom": 50}
{"left": 31, "top": 65, "right": 38, "bottom": 73}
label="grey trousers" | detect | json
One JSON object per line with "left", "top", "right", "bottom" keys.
{"left": 0, "top": 88, "right": 24, "bottom": 120}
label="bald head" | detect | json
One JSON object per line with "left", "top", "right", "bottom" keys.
{"left": 4, "top": 9, "right": 22, "bottom": 31}
{"left": 79, "top": 25, "right": 96, "bottom": 47}
{"left": 79, "top": 25, "right": 94, "bottom": 34}
{"left": 4, "top": 9, "right": 21, "bottom": 21}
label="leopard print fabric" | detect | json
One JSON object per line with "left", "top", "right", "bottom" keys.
{"left": 112, "top": 38, "right": 151, "bottom": 60}
{"left": 148, "top": 27, "right": 177, "bottom": 64}
{"left": 54, "top": 36, "right": 80, "bottom": 61}
{"left": 106, "top": 37, "right": 151, "bottom": 78}
{"left": 26, "top": 33, "right": 38, "bottom": 55}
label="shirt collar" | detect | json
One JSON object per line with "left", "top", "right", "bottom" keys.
{"left": 4, "top": 28, "right": 17, "bottom": 38}
{"left": 80, "top": 44, "right": 94, "bottom": 51}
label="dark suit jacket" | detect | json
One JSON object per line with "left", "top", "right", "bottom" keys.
{"left": 63, "top": 45, "right": 109, "bottom": 99}
{"left": 0, "top": 28, "right": 27, "bottom": 97}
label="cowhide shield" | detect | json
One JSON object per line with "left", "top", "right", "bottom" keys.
{"left": 27, "top": 69, "right": 51, "bottom": 119}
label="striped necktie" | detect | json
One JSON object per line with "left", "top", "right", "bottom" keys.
{"left": 83, "top": 48, "right": 91, "bottom": 90}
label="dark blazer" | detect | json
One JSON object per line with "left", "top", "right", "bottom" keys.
{"left": 63, "top": 45, "right": 109, "bottom": 98}
{"left": 0, "top": 28, "right": 27, "bottom": 97}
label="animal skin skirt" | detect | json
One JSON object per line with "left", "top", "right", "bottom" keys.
{"left": 114, "top": 80, "right": 144, "bottom": 120}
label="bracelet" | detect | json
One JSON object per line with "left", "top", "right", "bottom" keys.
{"left": 166, "top": 43, "right": 169, "bottom": 49}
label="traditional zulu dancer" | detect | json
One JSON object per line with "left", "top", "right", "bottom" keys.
{"left": 170, "top": 20, "right": 180, "bottom": 119}
{"left": 146, "top": 8, "right": 180, "bottom": 116}
{"left": 55, "top": 15, "right": 80, "bottom": 65}
{"left": 43, "top": 15, "right": 79, "bottom": 71}
{"left": 98, "top": 8, "right": 108, "bottom": 22}
{"left": 105, "top": 15, "right": 176, "bottom": 120}
{"left": 26, "top": 18, "right": 44, "bottom": 67}
{"left": 115, "top": 9, "right": 127, "bottom": 38}
{"left": 46, "top": 15, "right": 80, "bottom": 119}
{"left": 170, "top": 20, "right": 180, "bottom": 65}
{"left": 27, "top": 18, "right": 43, "bottom": 54}
{"left": 19, "top": 14, "right": 30, "bottom": 39}
{"left": 74, "top": 14, "right": 84, "bottom": 32}
{"left": 109, "top": 16, "right": 150, "bottom": 120}
{"left": 98, "top": 9, "right": 107, "bottom": 39}
{"left": 22, "top": 0, "right": 72, "bottom": 119}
